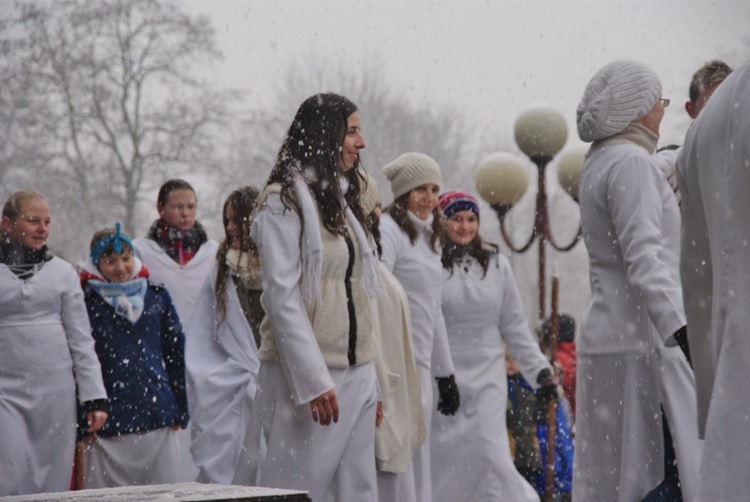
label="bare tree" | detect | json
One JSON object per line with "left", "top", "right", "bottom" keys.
{"left": 222, "top": 51, "right": 498, "bottom": 205}
{"left": 0, "top": 0, "right": 231, "bottom": 259}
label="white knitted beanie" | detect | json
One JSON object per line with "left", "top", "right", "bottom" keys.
{"left": 577, "top": 60, "right": 662, "bottom": 142}
{"left": 359, "top": 172, "right": 380, "bottom": 215}
{"left": 383, "top": 152, "right": 442, "bottom": 200}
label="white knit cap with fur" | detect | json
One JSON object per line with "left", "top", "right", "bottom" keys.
{"left": 577, "top": 60, "right": 662, "bottom": 142}
{"left": 383, "top": 152, "right": 442, "bottom": 200}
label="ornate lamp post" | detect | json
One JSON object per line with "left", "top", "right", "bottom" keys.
{"left": 475, "top": 106, "right": 584, "bottom": 322}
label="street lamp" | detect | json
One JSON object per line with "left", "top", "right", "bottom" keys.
{"left": 475, "top": 105, "right": 584, "bottom": 322}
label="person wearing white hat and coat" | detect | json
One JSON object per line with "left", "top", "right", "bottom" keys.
{"left": 379, "top": 152, "right": 459, "bottom": 502}
{"left": 574, "top": 60, "right": 701, "bottom": 502}
{"left": 677, "top": 61, "right": 750, "bottom": 502}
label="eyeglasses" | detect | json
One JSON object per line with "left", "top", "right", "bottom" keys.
{"left": 659, "top": 98, "right": 670, "bottom": 108}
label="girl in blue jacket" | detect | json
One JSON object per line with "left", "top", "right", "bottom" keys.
{"left": 79, "top": 224, "right": 188, "bottom": 487}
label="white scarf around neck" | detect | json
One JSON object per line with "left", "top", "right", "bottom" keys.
{"left": 407, "top": 210, "right": 435, "bottom": 232}
{"left": 80, "top": 257, "right": 147, "bottom": 323}
{"left": 225, "top": 248, "right": 262, "bottom": 290}
{"left": 292, "top": 171, "right": 381, "bottom": 304}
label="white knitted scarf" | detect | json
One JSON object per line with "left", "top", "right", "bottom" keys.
{"left": 225, "top": 248, "right": 262, "bottom": 290}
{"left": 293, "top": 171, "right": 381, "bottom": 304}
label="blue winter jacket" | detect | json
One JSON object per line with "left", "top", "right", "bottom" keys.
{"left": 80, "top": 282, "right": 189, "bottom": 437}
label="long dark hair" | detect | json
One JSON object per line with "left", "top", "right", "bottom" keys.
{"left": 266, "top": 93, "right": 369, "bottom": 236}
{"left": 215, "top": 185, "right": 260, "bottom": 326}
{"left": 442, "top": 233, "right": 498, "bottom": 278}
{"left": 384, "top": 192, "right": 445, "bottom": 253}
{"left": 368, "top": 212, "right": 382, "bottom": 258}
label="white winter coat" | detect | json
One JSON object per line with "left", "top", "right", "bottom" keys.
{"left": 185, "top": 265, "right": 261, "bottom": 484}
{"left": 0, "top": 258, "right": 107, "bottom": 495}
{"left": 249, "top": 191, "right": 376, "bottom": 404}
{"left": 232, "top": 191, "right": 378, "bottom": 500}
{"left": 574, "top": 129, "right": 701, "bottom": 502}
{"left": 677, "top": 61, "right": 750, "bottom": 502}
{"left": 431, "top": 251, "right": 549, "bottom": 502}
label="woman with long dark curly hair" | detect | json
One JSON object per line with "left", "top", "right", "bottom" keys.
{"left": 232, "top": 93, "right": 382, "bottom": 501}
{"left": 185, "top": 186, "right": 262, "bottom": 484}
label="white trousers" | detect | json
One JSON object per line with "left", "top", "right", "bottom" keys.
{"left": 237, "top": 360, "right": 378, "bottom": 502}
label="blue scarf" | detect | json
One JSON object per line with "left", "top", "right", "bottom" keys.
{"left": 88, "top": 278, "right": 148, "bottom": 324}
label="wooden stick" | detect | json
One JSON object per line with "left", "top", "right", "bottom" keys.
{"left": 74, "top": 441, "right": 85, "bottom": 490}
{"left": 543, "top": 272, "right": 560, "bottom": 502}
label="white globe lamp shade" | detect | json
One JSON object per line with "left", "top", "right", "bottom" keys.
{"left": 514, "top": 106, "right": 568, "bottom": 159}
{"left": 556, "top": 145, "right": 588, "bottom": 201}
{"left": 475, "top": 152, "right": 529, "bottom": 207}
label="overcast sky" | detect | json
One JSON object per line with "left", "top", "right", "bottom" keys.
{"left": 3, "top": 0, "right": 746, "bottom": 320}
{"left": 179, "top": 0, "right": 749, "bottom": 321}
{"left": 185, "top": 0, "right": 750, "bottom": 148}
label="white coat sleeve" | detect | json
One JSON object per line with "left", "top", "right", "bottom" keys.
{"left": 60, "top": 266, "right": 107, "bottom": 403}
{"left": 676, "top": 137, "right": 715, "bottom": 438}
{"left": 607, "top": 158, "right": 686, "bottom": 345}
{"left": 430, "top": 307, "right": 455, "bottom": 377}
{"left": 676, "top": 147, "right": 712, "bottom": 347}
{"left": 496, "top": 256, "right": 551, "bottom": 388}
{"left": 251, "top": 197, "right": 334, "bottom": 406}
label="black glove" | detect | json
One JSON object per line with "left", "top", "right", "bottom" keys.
{"left": 83, "top": 399, "right": 108, "bottom": 414}
{"left": 435, "top": 375, "right": 460, "bottom": 416}
{"left": 78, "top": 399, "right": 108, "bottom": 440}
{"left": 673, "top": 325, "right": 691, "bottom": 367}
{"left": 536, "top": 368, "right": 558, "bottom": 405}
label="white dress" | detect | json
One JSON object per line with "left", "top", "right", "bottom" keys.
{"left": 431, "top": 252, "right": 548, "bottom": 502}
{"left": 0, "top": 258, "right": 107, "bottom": 495}
{"left": 575, "top": 136, "right": 701, "bottom": 502}
{"left": 379, "top": 212, "right": 455, "bottom": 502}
{"left": 677, "top": 61, "right": 750, "bottom": 501}
{"left": 133, "top": 237, "right": 219, "bottom": 322}
{"left": 185, "top": 266, "right": 261, "bottom": 484}
{"left": 133, "top": 235, "right": 218, "bottom": 481}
